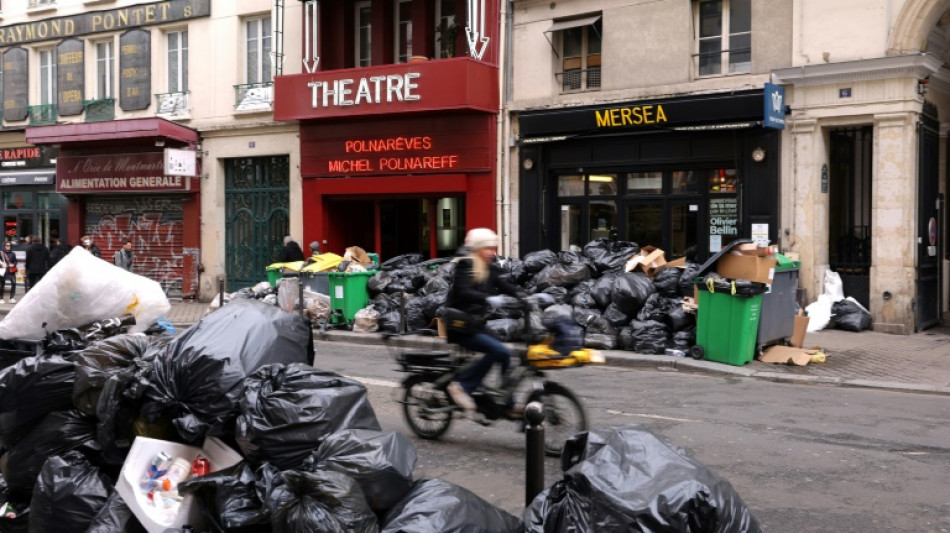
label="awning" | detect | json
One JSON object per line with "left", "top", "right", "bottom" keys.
{"left": 0, "top": 170, "right": 55, "bottom": 186}
{"left": 545, "top": 15, "right": 602, "bottom": 34}
{"left": 25, "top": 117, "right": 198, "bottom": 147}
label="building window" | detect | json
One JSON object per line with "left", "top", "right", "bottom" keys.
{"left": 95, "top": 40, "right": 114, "bottom": 99}
{"left": 551, "top": 16, "right": 601, "bottom": 92}
{"left": 395, "top": 0, "right": 412, "bottom": 63}
{"left": 355, "top": 1, "right": 371, "bottom": 67}
{"left": 167, "top": 30, "right": 188, "bottom": 93}
{"left": 435, "top": 0, "right": 457, "bottom": 59}
{"left": 39, "top": 49, "right": 56, "bottom": 105}
{"left": 695, "top": 0, "right": 750, "bottom": 76}
{"left": 246, "top": 17, "right": 272, "bottom": 84}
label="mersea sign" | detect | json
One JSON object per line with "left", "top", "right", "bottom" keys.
{"left": 0, "top": 0, "right": 210, "bottom": 46}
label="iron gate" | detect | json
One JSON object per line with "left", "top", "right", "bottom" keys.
{"left": 917, "top": 102, "right": 940, "bottom": 330}
{"left": 829, "top": 127, "right": 872, "bottom": 310}
{"left": 224, "top": 156, "right": 290, "bottom": 291}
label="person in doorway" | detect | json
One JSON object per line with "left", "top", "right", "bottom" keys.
{"left": 80, "top": 235, "right": 102, "bottom": 258}
{"left": 24, "top": 235, "right": 49, "bottom": 292}
{"left": 277, "top": 236, "right": 305, "bottom": 262}
{"left": 445, "top": 228, "right": 526, "bottom": 419}
{"left": 49, "top": 238, "right": 71, "bottom": 268}
{"left": 0, "top": 241, "right": 18, "bottom": 304}
{"left": 113, "top": 240, "right": 134, "bottom": 271}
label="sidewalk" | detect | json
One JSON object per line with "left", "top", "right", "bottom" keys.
{"left": 3, "top": 299, "right": 950, "bottom": 395}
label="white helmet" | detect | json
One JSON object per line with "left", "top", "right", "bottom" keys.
{"left": 464, "top": 228, "right": 499, "bottom": 250}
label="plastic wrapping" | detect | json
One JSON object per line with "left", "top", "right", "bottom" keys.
{"left": 831, "top": 298, "right": 872, "bottom": 332}
{"left": 582, "top": 239, "right": 640, "bottom": 273}
{"left": 652, "top": 267, "right": 681, "bottom": 297}
{"left": 678, "top": 262, "right": 703, "bottom": 297}
{"left": 236, "top": 364, "right": 381, "bottom": 471}
{"left": 0, "top": 354, "right": 75, "bottom": 445}
{"left": 0, "top": 247, "right": 170, "bottom": 340}
{"left": 304, "top": 429, "right": 416, "bottom": 513}
{"left": 267, "top": 469, "right": 378, "bottom": 533}
{"left": 29, "top": 451, "right": 112, "bottom": 533}
{"left": 601, "top": 303, "right": 630, "bottom": 328}
{"left": 521, "top": 250, "right": 557, "bottom": 273}
{"left": 610, "top": 272, "right": 656, "bottom": 317}
{"left": 532, "top": 259, "right": 593, "bottom": 290}
{"left": 85, "top": 490, "right": 147, "bottom": 533}
{"left": 72, "top": 334, "right": 155, "bottom": 416}
{"left": 629, "top": 320, "right": 670, "bottom": 355}
{"left": 524, "top": 427, "right": 761, "bottom": 533}
{"left": 380, "top": 253, "right": 424, "bottom": 271}
{"left": 142, "top": 299, "right": 313, "bottom": 444}
{"left": 177, "top": 461, "right": 276, "bottom": 531}
{"left": 381, "top": 478, "right": 523, "bottom": 533}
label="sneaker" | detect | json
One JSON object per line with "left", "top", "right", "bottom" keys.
{"left": 446, "top": 382, "right": 477, "bottom": 412}
{"left": 0, "top": 300, "right": 5, "bottom": 304}
{"left": 8, "top": 297, "right": 14, "bottom": 303}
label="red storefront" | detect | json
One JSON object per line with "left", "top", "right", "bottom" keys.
{"left": 26, "top": 118, "right": 202, "bottom": 298}
{"left": 274, "top": 57, "right": 499, "bottom": 259}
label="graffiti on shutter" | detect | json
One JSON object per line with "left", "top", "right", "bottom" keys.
{"left": 85, "top": 197, "right": 185, "bottom": 297}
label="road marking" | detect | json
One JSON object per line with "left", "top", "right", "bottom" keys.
{"left": 350, "top": 376, "right": 400, "bottom": 388}
{"left": 606, "top": 409, "right": 697, "bottom": 423}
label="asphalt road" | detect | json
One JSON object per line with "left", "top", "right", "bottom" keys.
{"left": 313, "top": 339, "right": 950, "bottom": 532}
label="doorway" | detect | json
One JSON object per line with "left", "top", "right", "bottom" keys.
{"left": 829, "top": 127, "right": 872, "bottom": 310}
{"left": 917, "top": 103, "right": 940, "bottom": 330}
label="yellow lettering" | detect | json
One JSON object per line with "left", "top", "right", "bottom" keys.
{"left": 66, "top": 72, "right": 73, "bottom": 81}
{"left": 145, "top": 6, "right": 156, "bottom": 23}
{"left": 184, "top": 5, "right": 192, "bottom": 17}
{"left": 618, "top": 108, "right": 630, "bottom": 125}
{"left": 65, "top": 20, "right": 75, "bottom": 35}
{"left": 595, "top": 110, "right": 610, "bottom": 128}
{"left": 631, "top": 107, "right": 642, "bottom": 124}
{"left": 24, "top": 25, "right": 36, "bottom": 41}
{"left": 122, "top": 68, "right": 138, "bottom": 79}
{"left": 643, "top": 105, "right": 654, "bottom": 124}
{"left": 4, "top": 100, "right": 16, "bottom": 110}
{"left": 51, "top": 20, "right": 61, "bottom": 36}
{"left": 161, "top": 3, "right": 171, "bottom": 19}
{"left": 104, "top": 14, "right": 116, "bottom": 30}
{"left": 60, "top": 89, "right": 82, "bottom": 103}
{"left": 609, "top": 108, "right": 620, "bottom": 127}
{"left": 126, "top": 87, "right": 140, "bottom": 97}
{"left": 655, "top": 104, "right": 667, "bottom": 123}
{"left": 92, "top": 15, "right": 103, "bottom": 31}
{"left": 121, "top": 45, "right": 137, "bottom": 54}
{"left": 118, "top": 9, "right": 129, "bottom": 26}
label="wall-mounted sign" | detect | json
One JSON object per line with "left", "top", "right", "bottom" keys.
{"left": 57, "top": 38, "right": 85, "bottom": 116}
{"left": 328, "top": 135, "right": 460, "bottom": 174}
{"left": 0, "top": 0, "right": 210, "bottom": 47}
{"left": 56, "top": 152, "right": 195, "bottom": 193}
{"left": 119, "top": 29, "right": 151, "bottom": 111}
{"left": 164, "top": 148, "right": 197, "bottom": 177}
{"left": 0, "top": 146, "right": 58, "bottom": 168}
{"left": 2, "top": 48, "right": 28, "bottom": 122}
{"left": 763, "top": 82, "right": 786, "bottom": 130}
{"left": 308, "top": 73, "right": 421, "bottom": 109}
{"left": 709, "top": 196, "right": 739, "bottom": 237}
{"left": 821, "top": 163, "right": 829, "bottom": 193}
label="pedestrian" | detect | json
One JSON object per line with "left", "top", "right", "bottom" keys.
{"left": 0, "top": 241, "right": 17, "bottom": 304}
{"left": 49, "top": 238, "right": 71, "bottom": 268}
{"left": 25, "top": 235, "right": 50, "bottom": 292}
{"left": 277, "top": 236, "right": 305, "bottom": 262}
{"left": 308, "top": 241, "right": 321, "bottom": 256}
{"left": 80, "top": 235, "right": 102, "bottom": 258}
{"left": 113, "top": 240, "right": 134, "bottom": 271}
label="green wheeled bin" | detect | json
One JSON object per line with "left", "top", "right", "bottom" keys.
{"left": 328, "top": 271, "right": 375, "bottom": 325}
{"left": 265, "top": 266, "right": 282, "bottom": 287}
{"left": 691, "top": 278, "right": 769, "bottom": 366}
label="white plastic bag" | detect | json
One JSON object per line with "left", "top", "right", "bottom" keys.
{"left": 823, "top": 270, "right": 845, "bottom": 301}
{"left": 353, "top": 307, "right": 380, "bottom": 333}
{"left": 805, "top": 293, "right": 836, "bottom": 332}
{"left": 0, "top": 247, "right": 170, "bottom": 340}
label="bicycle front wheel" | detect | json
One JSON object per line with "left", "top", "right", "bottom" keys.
{"left": 526, "top": 382, "right": 588, "bottom": 457}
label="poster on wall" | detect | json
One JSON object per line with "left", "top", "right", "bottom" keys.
{"left": 119, "top": 29, "right": 151, "bottom": 111}
{"left": 708, "top": 196, "right": 739, "bottom": 253}
{"left": 2, "top": 48, "right": 28, "bottom": 122}
{"left": 57, "top": 39, "right": 85, "bottom": 116}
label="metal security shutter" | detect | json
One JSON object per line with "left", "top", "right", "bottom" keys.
{"left": 85, "top": 197, "right": 185, "bottom": 298}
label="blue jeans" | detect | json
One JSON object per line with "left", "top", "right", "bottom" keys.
{"left": 455, "top": 332, "right": 512, "bottom": 394}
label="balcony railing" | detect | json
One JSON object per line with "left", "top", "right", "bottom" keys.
{"left": 234, "top": 82, "right": 274, "bottom": 111}
{"left": 27, "top": 104, "right": 57, "bottom": 126}
{"left": 83, "top": 98, "right": 115, "bottom": 122}
{"left": 556, "top": 68, "right": 601, "bottom": 92}
{"left": 155, "top": 91, "right": 190, "bottom": 116}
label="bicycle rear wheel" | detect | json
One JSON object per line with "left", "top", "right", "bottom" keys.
{"left": 527, "top": 382, "right": 587, "bottom": 457}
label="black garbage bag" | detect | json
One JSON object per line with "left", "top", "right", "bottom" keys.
{"left": 629, "top": 320, "right": 670, "bottom": 355}
{"left": 0, "top": 354, "right": 75, "bottom": 445}
{"left": 266, "top": 469, "right": 377, "bottom": 533}
{"left": 95, "top": 353, "right": 157, "bottom": 466}
{"left": 404, "top": 296, "right": 431, "bottom": 332}
{"left": 582, "top": 239, "right": 640, "bottom": 273}
{"left": 617, "top": 327, "right": 635, "bottom": 351}
{"left": 419, "top": 291, "right": 448, "bottom": 324}
{"left": 486, "top": 319, "right": 522, "bottom": 342}
{"left": 611, "top": 272, "right": 656, "bottom": 317}
{"left": 423, "top": 276, "right": 450, "bottom": 296}
{"left": 831, "top": 299, "right": 873, "bottom": 332}
{"left": 671, "top": 328, "right": 696, "bottom": 351}
{"left": 524, "top": 427, "right": 761, "bottom": 533}
{"left": 569, "top": 281, "right": 597, "bottom": 309}
{"left": 380, "top": 253, "right": 424, "bottom": 272}
{"left": 602, "top": 304, "right": 631, "bottom": 329}
{"left": 584, "top": 333, "right": 616, "bottom": 350}
{"left": 236, "top": 364, "right": 380, "bottom": 471}
{"left": 29, "top": 451, "right": 111, "bottom": 533}
{"left": 42, "top": 328, "right": 88, "bottom": 354}
{"left": 541, "top": 286, "right": 569, "bottom": 304}
{"left": 485, "top": 295, "right": 522, "bottom": 320}
{"left": 522, "top": 250, "right": 557, "bottom": 273}
{"left": 73, "top": 334, "right": 155, "bottom": 416}
{"left": 636, "top": 293, "right": 676, "bottom": 323}
{"left": 1, "top": 410, "right": 99, "bottom": 498}
{"left": 653, "top": 267, "right": 682, "bottom": 297}
{"left": 532, "top": 259, "right": 592, "bottom": 290}
{"left": 178, "top": 461, "right": 279, "bottom": 532}
{"left": 542, "top": 316, "right": 585, "bottom": 357}
{"left": 572, "top": 307, "right": 602, "bottom": 329}
{"left": 590, "top": 273, "right": 620, "bottom": 309}
{"left": 541, "top": 304, "right": 574, "bottom": 324}
{"left": 85, "top": 490, "right": 146, "bottom": 533}
{"left": 497, "top": 257, "right": 525, "bottom": 285}
{"left": 377, "top": 309, "right": 403, "bottom": 333}
{"left": 367, "top": 272, "right": 394, "bottom": 297}
{"left": 381, "top": 478, "right": 522, "bottom": 533}
{"left": 142, "top": 299, "right": 313, "bottom": 444}
{"left": 667, "top": 303, "right": 696, "bottom": 332}
{"left": 584, "top": 315, "right": 616, "bottom": 337}
{"left": 304, "top": 429, "right": 416, "bottom": 513}
{"left": 679, "top": 262, "right": 703, "bottom": 297}
{"left": 0, "top": 509, "right": 28, "bottom": 533}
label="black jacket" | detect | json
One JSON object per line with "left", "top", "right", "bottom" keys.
{"left": 50, "top": 244, "right": 71, "bottom": 267}
{"left": 25, "top": 243, "right": 50, "bottom": 274}
{"left": 446, "top": 258, "right": 522, "bottom": 321}
{"left": 277, "top": 241, "right": 305, "bottom": 263}
{"left": 0, "top": 249, "right": 16, "bottom": 274}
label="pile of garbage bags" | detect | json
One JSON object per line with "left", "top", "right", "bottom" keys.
{"left": 0, "top": 299, "right": 526, "bottom": 532}
{"left": 364, "top": 240, "right": 702, "bottom": 354}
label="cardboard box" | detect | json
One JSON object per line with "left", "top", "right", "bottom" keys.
{"left": 716, "top": 253, "right": 777, "bottom": 284}
{"left": 625, "top": 248, "right": 667, "bottom": 276}
{"left": 759, "top": 345, "right": 819, "bottom": 366}
{"left": 790, "top": 310, "right": 809, "bottom": 348}
{"left": 436, "top": 317, "right": 446, "bottom": 339}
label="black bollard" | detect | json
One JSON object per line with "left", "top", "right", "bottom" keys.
{"left": 218, "top": 277, "right": 224, "bottom": 308}
{"left": 524, "top": 401, "right": 546, "bottom": 506}
{"left": 297, "top": 275, "right": 305, "bottom": 317}
{"left": 399, "top": 291, "right": 407, "bottom": 334}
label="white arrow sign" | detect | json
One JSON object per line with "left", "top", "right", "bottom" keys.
{"left": 303, "top": 0, "right": 320, "bottom": 73}
{"left": 465, "top": 0, "right": 490, "bottom": 60}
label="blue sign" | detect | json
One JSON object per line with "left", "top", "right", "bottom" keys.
{"left": 763, "top": 83, "right": 786, "bottom": 130}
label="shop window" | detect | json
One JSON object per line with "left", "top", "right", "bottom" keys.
{"left": 694, "top": 0, "right": 751, "bottom": 77}
{"left": 672, "top": 170, "right": 701, "bottom": 194}
{"left": 95, "top": 40, "right": 114, "bottom": 99}
{"left": 557, "top": 175, "right": 585, "bottom": 196}
{"left": 588, "top": 174, "right": 617, "bottom": 196}
{"left": 395, "top": 0, "right": 413, "bottom": 63}
{"left": 626, "top": 204, "right": 663, "bottom": 250}
{"left": 547, "top": 15, "right": 601, "bottom": 92}
{"left": 706, "top": 168, "right": 738, "bottom": 193}
{"left": 356, "top": 1, "right": 372, "bottom": 67}
{"left": 590, "top": 201, "right": 617, "bottom": 240}
{"left": 560, "top": 204, "right": 582, "bottom": 251}
{"left": 435, "top": 0, "right": 458, "bottom": 59}
{"left": 626, "top": 172, "right": 663, "bottom": 194}
{"left": 4, "top": 192, "right": 33, "bottom": 210}
{"left": 37, "top": 192, "right": 64, "bottom": 210}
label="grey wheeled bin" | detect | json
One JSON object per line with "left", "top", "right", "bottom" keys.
{"left": 756, "top": 253, "right": 800, "bottom": 350}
